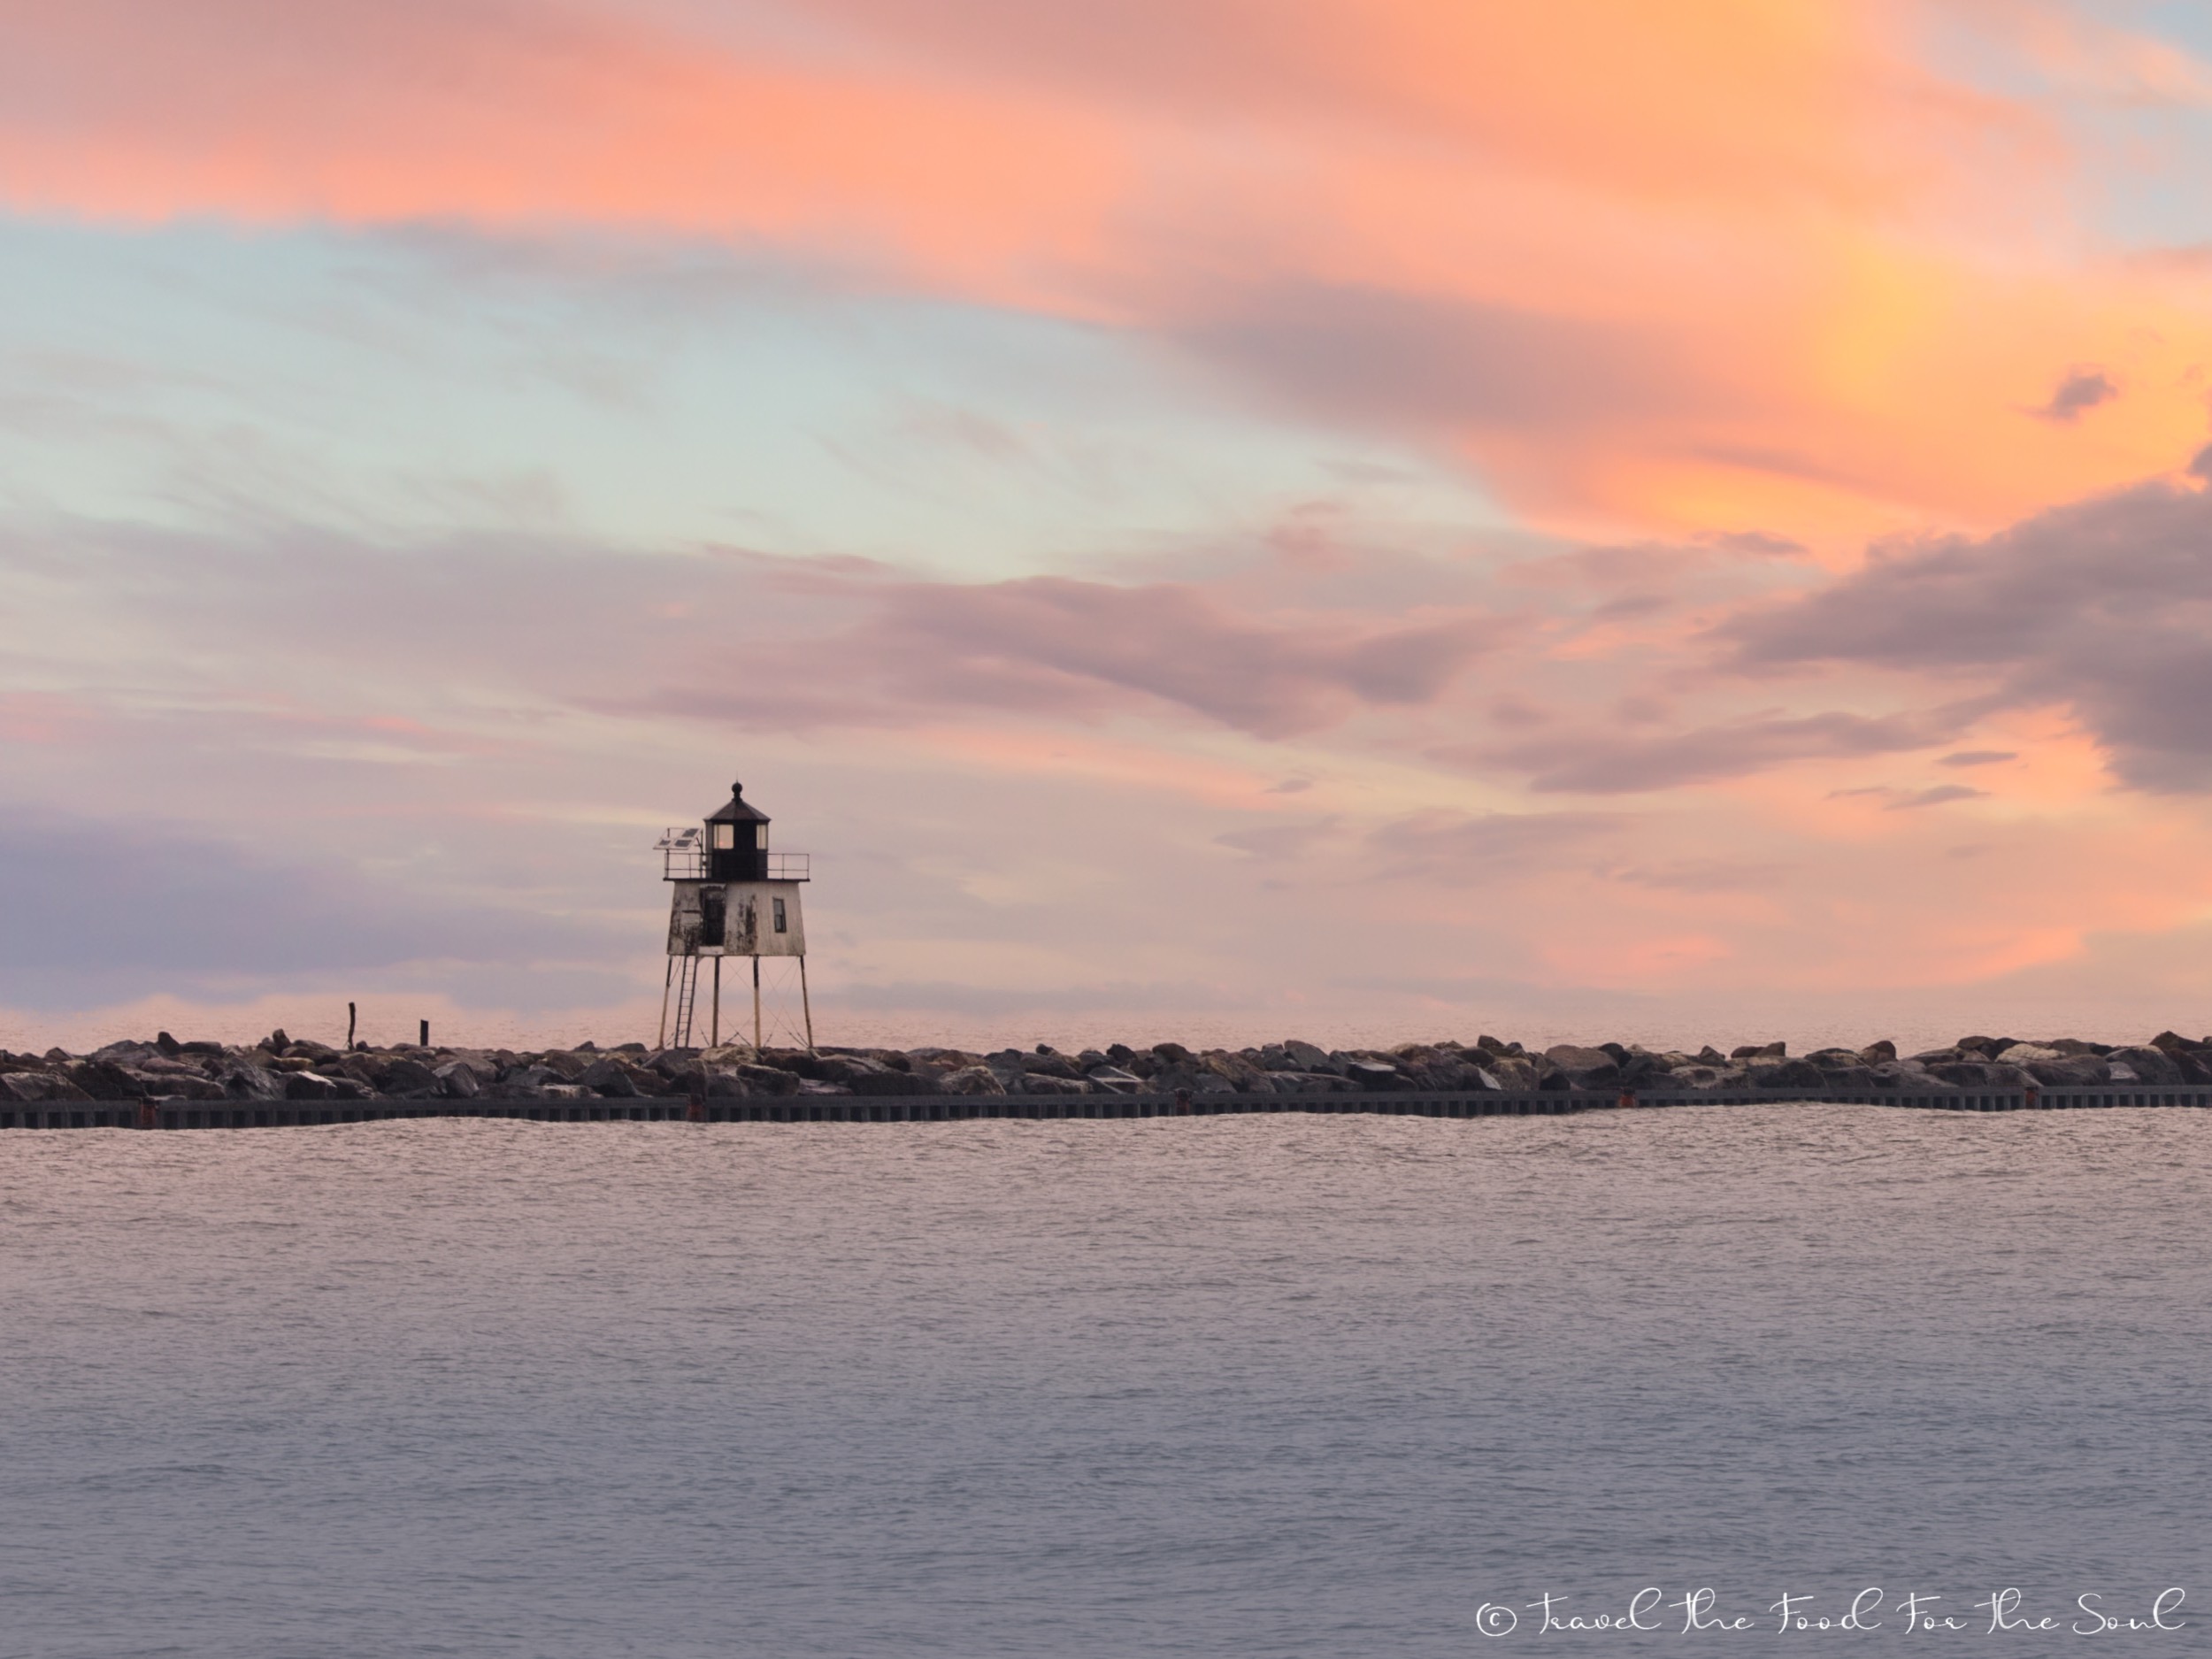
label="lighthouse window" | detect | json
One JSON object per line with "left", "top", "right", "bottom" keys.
{"left": 772, "top": 897, "right": 787, "bottom": 933}
{"left": 710, "top": 824, "right": 735, "bottom": 851}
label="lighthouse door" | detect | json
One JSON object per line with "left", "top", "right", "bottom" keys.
{"left": 699, "top": 887, "right": 727, "bottom": 949}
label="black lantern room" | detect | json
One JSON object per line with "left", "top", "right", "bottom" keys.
{"left": 703, "top": 780, "right": 771, "bottom": 880}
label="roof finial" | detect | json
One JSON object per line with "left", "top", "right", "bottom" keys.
{"left": 731, "top": 780, "right": 744, "bottom": 797}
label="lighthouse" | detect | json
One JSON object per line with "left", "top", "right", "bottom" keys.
{"left": 655, "top": 781, "right": 811, "bottom": 1050}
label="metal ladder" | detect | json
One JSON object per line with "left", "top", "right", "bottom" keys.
{"left": 667, "top": 954, "right": 702, "bottom": 1048}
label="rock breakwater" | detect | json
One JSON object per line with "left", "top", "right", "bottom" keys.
{"left": 5, "top": 1027, "right": 2210, "bottom": 1105}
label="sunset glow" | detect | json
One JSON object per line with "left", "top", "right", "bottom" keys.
{"left": 8, "top": 0, "right": 2212, "bottom": 1048}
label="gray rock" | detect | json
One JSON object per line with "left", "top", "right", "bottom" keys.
{"left": 1815, "top": 1064, "right": 1881, "bottom": 1091}
{"left": 1858, "top": 1040, "right": 1898, "bottom": 1064}
{"left": 222, "top": 1066, "right": 288, "bottom": 1102}
{"left": 1924, "top": 1061, "right": 2034, "bottom": 1089}
{"left": 1870, "top": 1060, "right": 1952, "bottom": 1091}
{"left": 816, "top": 1055, "right": 895, "bottom": 1087}
{"left": 1008, "top": 1073, "right": 1093, "bottom": 1095}
{"left": 1544, "top": 1045, "right": 1620, "bottom": 1088}
{"left": 579, "top": 1057, "right": 639, "bottom": 1098}
{"left": 433, "top": 1062, "right": 480, "bottom": 1100}
{"left": 1148, "top": 1064, "right": 1237, "bottom": 1094}
{"left": 2106, "top": 1045, "right": 2181, "bottom": 1085}
{"left": 1282, "top": 1040, "right": 1332, "bottom": 1071}
{"left": 1345, "top": 1059, "right": 1409, "bottom": 1091}
{"left": 734, "top": 1063, "right": 800, "bottom": 1097}
{"left": 1019, "top": 1050, "right": 1086, "bottom": 1081}
{"left": 938, "top": 1065, "right": 1006, "bottom": 1096}
{"left": 1485, "top": 1056, "right": 1539, "bottom": 1091}
{"left": 1664, "top": 1065, "right": 1730, "bottom": 1089}
{"left": 139, "top": 1072, "right": 224, "bottom": 1101}
{"left": 1265, "top": 1071, "right": 1360, "bottom": 1094}
{"left": 849, "top": 1069, "right": 941, "bottom": 1096}
{"left": 2026, "top": 1055, "right": 2108, "bottom": 1086}
{"left": 1750, "top": 1057, "right": 1824, "bottom": 1088}
{"left": 1, "top": 1071, "right": 88, "bottom": 1102}
{"left": 65, "top": 1061, "right": 145, "bottom": 1099}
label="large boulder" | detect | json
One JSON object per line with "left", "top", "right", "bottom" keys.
{"left": 2107, "top": 1046, "right": 2182, "bottom": 1085}
{"left": 433, "top": 1062, "right": 480, "bottom": 1100}
{"left": 579, "top": 1057, "right": 640, "bottom": 1098}
{"left": 849, "top": 1069, "right": 941, "bottom": 1096}
{"left": 536, "top": 1050, "right": 593, "bottom": 1081}
{"left": 1197, "top": 1049, "right": 1269, "bottom": 1091}
{"left": 734, "top": 1063, "right": 801, "bottom": 1097}
{"left": 1282, "top": 1041, "right": 1335, "bottom": 1071}
{"left": 2107, "top": 1045, "right": 2177, "bottom": 1084}
{"left": 222, "top": 1065, "right": 288, "bottom": 1102}
{"left": 1345, "top": 1059, "right": 1409, "bottom": 1092}
{"left": 2024, "top": 1055, "right": 2109, "bottom": 1087}
{"left": 2, "top": 1071, "right": 89, "bottom": 1102}
{"left": 1924, "top": 1061, "right": 2033, "bottom": 1089}
{"left": 65, "top": 1061, "right": 145, "bottom": 1099}
{"left": 1018, "top": 1048, "right": 1087, "bottom": 1081}
{"left": 1814, "top": 1064, "right": 1881, "bottom": 1091}
{"left": 285, "top": 1071, "right": 368, "bottom": 1102}
{"left": 1486, "top": 1056, "right": 1539, "bottom": 1091}
{"left": 1749, "top": 1057, "right": 1824, "bottom": 1089}
{"left": 1265, "top": 1071, "right": 1360, "bottom": 1094}
{"left": 1544, "top": 1045, "right": 1620, "bottom": 1088}
{"left": 1007, "top": 1072, "right": 1094, "bottom": 1095}
{"left": 138, "top": 1071, "right": 224, "bottom": 1101}
{"left": 1148, "top": 1064, "right": 1236, "bottom": 1095}
{"left": 1870, "top": 1061, "right": 1952, "bottom": 1091}
{"left": 815, "top": 1054, "right": 896, "bottom": 1087}
{"left": 1664, "top": 1065, "right": 1732, "bottom": 1089}
{"left": 373, "top": 1056, "right": 442, "bottom": 1095}
{"left": 938, "top": 1065, "right": 1006, "bottom": 1096}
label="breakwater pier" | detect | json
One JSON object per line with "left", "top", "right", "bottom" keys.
{"left": 10, "top": 1083, "right": 2212, "bottom": 1133}
{"left": 5, "top": 1028, "right": 2212, "bottom": 1128}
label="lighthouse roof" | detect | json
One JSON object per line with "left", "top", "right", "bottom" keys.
{"left": 705, "top": 780, "right": 770, "bottom": 825}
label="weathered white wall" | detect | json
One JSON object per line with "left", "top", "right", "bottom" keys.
{"left": 666, "top": 880, "right": 807, "bottom": 958}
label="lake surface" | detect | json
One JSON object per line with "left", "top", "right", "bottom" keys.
{"left": 3, "top": 1107, "right": 2205, "bottom": 1655}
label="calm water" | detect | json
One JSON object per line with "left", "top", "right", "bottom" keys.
{"left": 2, "top": 1108, "right": 2205, "bottom": 1656}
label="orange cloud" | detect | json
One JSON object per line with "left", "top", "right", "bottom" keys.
{"left": 8, "top": 0, "right": 2211, "bottom": 549}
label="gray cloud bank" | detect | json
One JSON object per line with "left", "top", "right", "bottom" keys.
{"left": 0, "top": 809, "right": 629, "bottom": 1009}
{"left": 1723, "top": 471, "right": 2212, "bottom": 790}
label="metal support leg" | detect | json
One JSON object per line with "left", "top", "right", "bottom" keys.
{"left": 657, "top": 955, "right": 674, "bottom": 1048}
{"left": 711, "top": 956, "right": 721, "bottom": 1048}
{"left": 799, "top": 955, "right": 814, "bottom": 1052}
{"left": 753, "top": 955, "right": 763, "bottom": 1049}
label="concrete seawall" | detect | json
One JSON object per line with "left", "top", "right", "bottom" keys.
{"left": 9, "top": 1084, "right": 2211, "bottom": 1131}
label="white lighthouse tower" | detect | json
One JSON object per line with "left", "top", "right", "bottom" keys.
{"left": 655, "top": 780, "right": 811, "bottom": 1049}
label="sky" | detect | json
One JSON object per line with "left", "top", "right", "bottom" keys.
{"left": 9, "top": 0, "right": 2212, "bottom": 1054}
